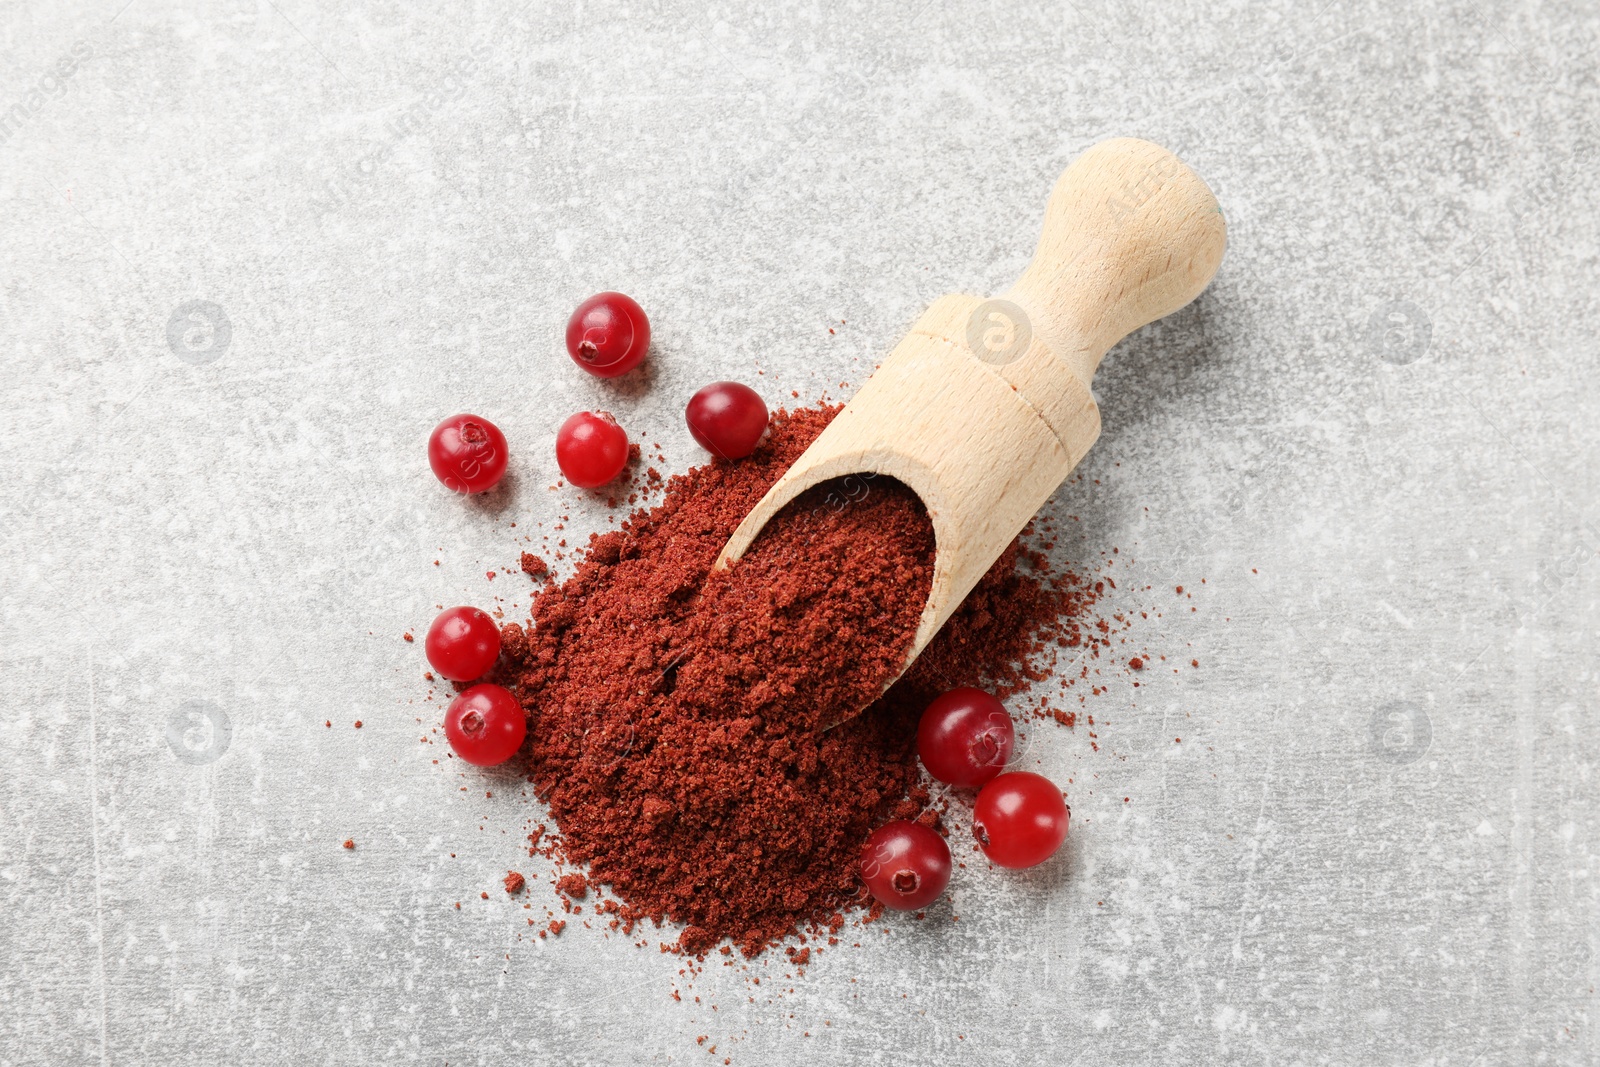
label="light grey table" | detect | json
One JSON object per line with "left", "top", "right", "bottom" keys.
{"left": 3, "top": 1, "right": 1596, "bottom": 1064}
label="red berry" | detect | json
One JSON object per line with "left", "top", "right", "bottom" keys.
{"left": 685, "top": 382, "right": 767, "bottom": 460}
{"left": 555, "top": 411, "right": 629, "bottom": 488}
{"left": 916, "top": 687, "right": 1014, "bottom": 788}
{"left": 444, "top": 684, "right": 526, "bottom": 767}
{"left": 973, "top": 772, "right": 1069, "bottom": 869}
{"left": 860, "top": 820, "right": 951, "bottom": 911}
{"left": 565, "top": 292, "right": 650, "bottom": 378}
{"left": 428, "top": 414, "right": 508, "bottom": 494}
{"left": 424, "top": 606, "right": 501, "bottom": 682}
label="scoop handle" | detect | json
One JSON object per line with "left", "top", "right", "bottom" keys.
{"left": 996, "top": 137, "right": 1226, "bottom": 388}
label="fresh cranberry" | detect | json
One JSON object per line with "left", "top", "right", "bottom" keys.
{"left": 859, "top": 820, "right": 951, "bottom": 911}
{"left": 973, "top": 772, "right": 1069, "bottom": 869}
{"left": 424, "top": 606, "right": 501, "bottom": 682}
{"left": 917, "top": 687, "right": 1014, "bottom": 788}
{"left": 565, "top": 292, "right": 651, "bottom": 378}
{"left": 428, "top": 414, "right": 508, "bottom": 494}
{"left": 555, "top": 411, "right": 629, "bottom": 488}
{"left": 444, "top": 684, "right": 526, "bottom": 767}
{"left": 685, "top": 382, "right": 768, "bottom": 459}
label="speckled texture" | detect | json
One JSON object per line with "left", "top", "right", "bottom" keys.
{"left": 2, "top": 0, "right": 1598, "bottom": 1064}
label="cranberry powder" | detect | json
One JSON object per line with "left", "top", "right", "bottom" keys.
{"left": 493, "top": 405, "right": 1102, "bottom": 956}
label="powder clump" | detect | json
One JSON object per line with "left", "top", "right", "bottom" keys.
{"left": 497, "top": 405, "right": 1099, "bottom": 956}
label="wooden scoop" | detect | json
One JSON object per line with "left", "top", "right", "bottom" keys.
{"left": 715, "top": 138, "right": 1226, "bottom": 711}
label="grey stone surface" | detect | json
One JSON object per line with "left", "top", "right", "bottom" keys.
{"left": 2, "top": 0, "right": 1597, "bottom": 1063}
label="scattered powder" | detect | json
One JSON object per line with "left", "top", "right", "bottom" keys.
{"left": 494, "top": 405, "right": 1111, "bottom": 957}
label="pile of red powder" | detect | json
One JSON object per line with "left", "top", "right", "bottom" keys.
{"left": 496, "top": 404, "right": 1102, "bottom": 957}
